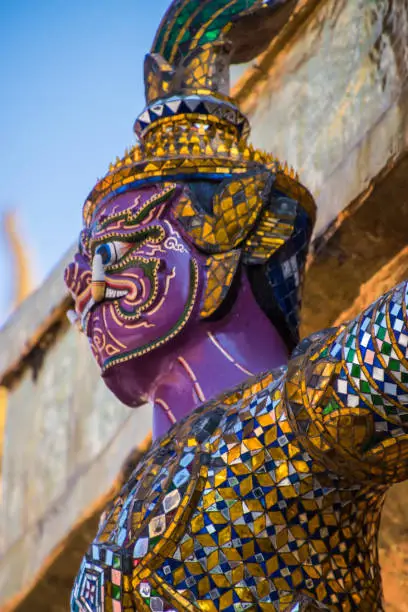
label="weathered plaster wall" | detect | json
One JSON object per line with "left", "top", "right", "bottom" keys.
{"left": 0, "top": 253, "right": 152, "bottom": 609}
{"left": 300, "top": 154, "right": 408, "bottom": 337}
{"left": 0, "top": 387, "right": 7, "bottom": 486}
{"left": 238, "top": 0, "right": 408, "bottom": 237}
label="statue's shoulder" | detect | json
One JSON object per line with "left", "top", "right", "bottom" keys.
{"left": 291, "top": 327, "right": 339, "bottom": 361}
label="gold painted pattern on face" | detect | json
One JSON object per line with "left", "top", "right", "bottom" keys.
{"left": 99, "top": 258, "right": 200, "bottom": 373}
{"left": 91, "top": 185, "right": 177, "bottom": 240}
{"left": 73, "top": 184, "right": 204, "bottom": 374}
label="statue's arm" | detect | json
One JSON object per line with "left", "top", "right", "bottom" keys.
{"left": 287, "top": 280, "right": 408, "bottom": 483}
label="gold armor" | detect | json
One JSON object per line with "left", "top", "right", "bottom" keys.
{"left": 72, "top": 282, "right": 408, "bottom": 611}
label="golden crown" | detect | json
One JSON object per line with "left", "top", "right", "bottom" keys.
{"left": 83, "top": 0, "right": 311, "bottom": 226}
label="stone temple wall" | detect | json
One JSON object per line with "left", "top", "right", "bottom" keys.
{"left": 0, "top": 248, "right": 152, "bottom": 609}
{"left": 1, "top": 0, "right": 408, "bottom": 610}
{"left": 236, "top": 0, "right": 408, "bottom": 237}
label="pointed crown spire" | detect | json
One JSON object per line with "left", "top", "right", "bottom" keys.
{"left": 83, "top": 0, "right": 303, "bottom": 225}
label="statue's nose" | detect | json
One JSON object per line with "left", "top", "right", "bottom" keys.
{"left": 91, "top": 252, "right": 106, "bottom": 303}
{"left": 64, "top": 253, "right": 91, "bottom": 298}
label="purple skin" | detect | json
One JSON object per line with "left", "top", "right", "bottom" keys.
{"left": 65, "top": 183, "right": 289, "bottom": 440}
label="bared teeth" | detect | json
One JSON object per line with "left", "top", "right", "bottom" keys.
{"left": 67, "top": 309, "right": 79, "bottom": 325}
{"left": 105, "top": 287, "right": 128, "bottom": 299}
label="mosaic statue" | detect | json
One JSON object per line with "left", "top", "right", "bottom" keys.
{"left": 65, "top": 1, "right": 408, "bottom": 610}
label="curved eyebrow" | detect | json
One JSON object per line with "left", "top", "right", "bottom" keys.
{"left": 95, "top": 183, "right": 177, "bottom": 233}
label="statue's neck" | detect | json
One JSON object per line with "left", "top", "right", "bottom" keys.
{"left": 150, "top": 276, "right": 289, "bottom": 439}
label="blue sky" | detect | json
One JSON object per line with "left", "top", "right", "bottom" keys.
{"left": 0, "top": 0, "right": 170, "bottom": 321}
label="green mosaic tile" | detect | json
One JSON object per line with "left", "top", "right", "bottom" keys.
{"left": 152, "top": 1, "right": 276, "bottom": 63}
{"left": 360, "top": 380, "right": 371, "bottom": 393}
{"left": 346, "top": 348, "right": 356, "bottom": 363}
{"left": 389, "top": 358, "right": 401, "bottom": 372}
{"left": 112, "top": 585, "right": 121, "bottom": 601}
{"left": 323, "top": 399, "right": 340, "bottom": 416}
{"left": 351, "top": 364, "right": 361, "bottom": 377}
{"left": 378, "top": 327, "right": 386, "bottom": 341}
{"left": 382, "top": 343, "right": 392, "bottom": 356}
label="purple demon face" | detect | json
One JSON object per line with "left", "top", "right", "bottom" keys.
{"left": 64, "top": 183, "right": 204, "bottom": 404}
{"left": 65, "top": 171, "right": 299, "bottom": 407}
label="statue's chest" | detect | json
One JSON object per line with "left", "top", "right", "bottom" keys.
{"left": 148, "top": 437, "right": 381, "bottom": 611}
{"left": 72, "top": 391, "right": 383, "bottom": 611}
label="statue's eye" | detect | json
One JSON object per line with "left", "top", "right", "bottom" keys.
{"left": 95, "top": 241, "right": 130, "bottom": 266}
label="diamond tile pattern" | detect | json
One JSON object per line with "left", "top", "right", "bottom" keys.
{"left": 247, "top": 186, "right": 314, "bottom": 349}
{"left": 135, "top": 95, "right": 249, "bottom": 140}
{"left": 152, "top": 0, "right": 285, "bottom": 68}
{"left": 72, "top": 281, "right": 408, "bottom": 612}
{"left": 173, "top": 171, "right": 314, "bottom": 344}
{"left": 200, "top": 251, "right": 241, "bottom": 318}
{"left": 175, "top": 172, "right": 272, "bottom": 253}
